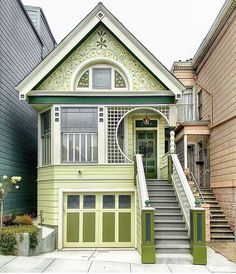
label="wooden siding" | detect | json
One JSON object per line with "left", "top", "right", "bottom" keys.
{"left": 196, "top": 9, "right": 236, "bottom": 231}
{"left": 0, "top": 0, "right": 54, "bottom": 214}
{"left": 199, "top": 10, "right": 236, "bottom": 125}
{"left": 38, "top": 165, "right": 135, "bottom": 225}
{"left": 176, "top": 137, "right": 184, "bottom": 169}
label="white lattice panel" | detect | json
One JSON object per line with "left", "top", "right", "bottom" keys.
{"left": 106, "top": 106, "right": 170, "bottom": 163}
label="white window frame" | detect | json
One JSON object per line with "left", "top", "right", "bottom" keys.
{"left": 76, "top": 64, "right": 128, "bottom": 92}
{"left": 177, "top": 87, "right": 194, "bottom": 122}
{"left": 61, "top": 107, "right": 98, "bottom": 164}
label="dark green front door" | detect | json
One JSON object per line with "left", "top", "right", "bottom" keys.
{"left": 136, "top": 131, "right": 157, "bottom": 179}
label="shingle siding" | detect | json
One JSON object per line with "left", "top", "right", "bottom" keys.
{"left": 0, "top": 0, "right": 55, "bottom": 215}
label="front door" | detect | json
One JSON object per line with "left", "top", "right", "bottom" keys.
{"left": 136, "top": 131, "right": 157, "bottom": 179}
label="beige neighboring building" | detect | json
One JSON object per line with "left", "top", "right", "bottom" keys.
{"left": 172, "top": 0, "right": 236, "bottom": 240}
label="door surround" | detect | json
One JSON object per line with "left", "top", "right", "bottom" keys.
{"left": 134, "top": 118, "right": 159, "bottom": 179}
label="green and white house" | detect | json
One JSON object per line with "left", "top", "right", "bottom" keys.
{"left": 16, "top": 3, "right": 206, "bottom": 263}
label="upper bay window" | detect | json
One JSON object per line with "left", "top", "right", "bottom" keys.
{"left": 41, "top": 110, "right": 51, "bottom": 165}
{"left": 77, "top": 65, "right": 127, "bottom": 90}
{"left": 61, "top": 108, "right": 98, "bottom": 163}
{"left": 177, "top": 88, "right": 194, "bottom": 122}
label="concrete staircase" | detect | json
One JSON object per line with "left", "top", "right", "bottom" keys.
{"left": 147, "top": 179, "right": 190, "bottom": 254}
{"left": 200, "top": 188, "right": 235, "bottom": 242}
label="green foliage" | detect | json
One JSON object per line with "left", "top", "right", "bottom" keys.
{"left": 0, "top": 225, "right": 39, "bottom": 254}
{"left": 13, "top": 215, "right": 33, "bottom": 226}
{"left": 0, "top": 233, "right": 17, "bottom": 255}
{"left": 29, "top": 230, "right": 39, "bottom": 249}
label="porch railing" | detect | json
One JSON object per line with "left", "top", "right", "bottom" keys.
{"left": 134, "top": 154, "right": 155, "bottom": 264}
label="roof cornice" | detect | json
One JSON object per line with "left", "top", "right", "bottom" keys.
{"left": 192, "top": 0, "right": 236, "bottom": 69}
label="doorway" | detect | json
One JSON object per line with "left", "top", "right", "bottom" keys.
{"left": 136, "top": 131, "right": 157, "bottom": 179}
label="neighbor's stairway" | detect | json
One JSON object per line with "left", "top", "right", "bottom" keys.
{"left": 200, "top": 188, "right": 235, "bottom": 242}
{"left": 147, "top": 179, "right": 190, "bottom": 254}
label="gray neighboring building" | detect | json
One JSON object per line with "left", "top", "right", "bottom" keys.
{"left": 0, "top": 0, "right": 56, "bottom": 215}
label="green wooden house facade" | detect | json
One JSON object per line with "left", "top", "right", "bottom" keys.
{"left": 16, "top": 4, "right": 187, "bottom": 252}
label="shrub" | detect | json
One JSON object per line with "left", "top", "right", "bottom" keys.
{"left": 13, "top": 214, "right": 33, "bottom": 226}
{"left": 0, "top": 233, "right": 17, "bottom": 255}
{"left": 0, "top": 225, "right": 39, "bottom": 254}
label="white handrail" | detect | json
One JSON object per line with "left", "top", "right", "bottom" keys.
{"left": 172, "top": 154, "right": 195, "bottom": 208}
{"left": 171, "top": 154, "right": 195, "bottom": 232}
{"left": 135, "top": 154, "right": 153, "bottom": 209}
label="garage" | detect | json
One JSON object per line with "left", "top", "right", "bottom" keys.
{"left": 63, "top": 192, "right": 135, "bottom": 248}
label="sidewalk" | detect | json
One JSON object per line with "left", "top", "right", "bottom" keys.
{"left": 0, "top": 247, "right": 235, "bottom": 273}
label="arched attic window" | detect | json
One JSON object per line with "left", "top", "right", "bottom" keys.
{"left": 76, "top": 65, "right": 128, "bottom": 90}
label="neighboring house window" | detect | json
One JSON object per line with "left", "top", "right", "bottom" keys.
{"left": 77, "top": 65, "right": 127, "bottom": 90}
{"left": 177, "top": 88, "right": 193, "bottom": 121}
{"left": 198, "top": 90, "right": 203, "bottom": 120}
{"left": 61, "top": 108, "right": 98, "bottom": 163}
{"left": 41, "top": 110, "right": 51, "bottom": 165}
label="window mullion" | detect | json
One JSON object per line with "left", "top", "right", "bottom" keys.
{"left": 79, "top": 134, "right": 81, "bottom": 162}
{"left": 91, "top": 134, "right": 94, "bottom": 162}
{"left": 85, "top": 134, "right": 88, "bottom": 162}
{"left": 66, "top": 134, "right": 69, "bottom": 162}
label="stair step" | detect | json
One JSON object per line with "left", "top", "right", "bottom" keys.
{"left": 211, "top": 224, "right": 232, "bottom": 228}
{"left": 155, "top": 244, "right": 190, "bottom": 254}
{"left": 204, "top": 200, "right": 218, "bottom": 204}
{"left": 211, "top": 235, "right": 235, "bottom": 241}
{"left": 210, "top": 209, "right": 223, "bottom": 213}
{"left": 154, "top": 207, "right": 181, "bottom": 213}
{"left": 148, "top": 188, "right": 174, "bottom": 192}
{"left": 154, "top": 213, "right": 183, "bottom": 221}
{"left": 155, "top": 220, "right": 186, "bottom": 228}
{"left": 150, "top": 201, "right": 179, "bottom": 207}
{"left": 155, "top": 238, "right": 189, "bottom": 245}
{"left": 210, "top": 219, "right": 228, "bottom": 223}
{"left": 211, "top": 214, "right": 226, "bottom": 218}
{"left": 155, "top": 235, "right": 189, "bottom": 240}
{"left": 210, "top": 229, "right": 234, "bottom": 233}
{"left": 202, "top": 196, "right": 216, "bottom": 200}
{"left": 149, "top": 193, "right": 176, "bottom": 197}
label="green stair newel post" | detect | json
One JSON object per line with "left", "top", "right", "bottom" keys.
{"left": 141, "top": 207, "right": 156, "bottom": 264}
{"left": 190, "top": 207, "right": 207, "bottom": 265}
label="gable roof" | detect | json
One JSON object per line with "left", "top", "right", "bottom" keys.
{"left": 16, "top": 3, "right": 185, "bottom": 98}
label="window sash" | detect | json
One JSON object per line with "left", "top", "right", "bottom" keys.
{"left": 42, "top": 134, "right": 51, "bottom": 165}
{"left": 177, "top": 89, "right": 194, "bottom": 121}
{"left": 92, "top": 68, "right": 111, "bottom": 89}
{"left": 62, "top": 133, "right": 98, "bottom": 163}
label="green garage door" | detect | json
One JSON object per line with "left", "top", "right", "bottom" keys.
{"left": 64, "top": 192, "right": 134, "bottom": 248}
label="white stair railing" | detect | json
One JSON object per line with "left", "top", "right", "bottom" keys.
{"left": 171, "top": 154, "right": 195, "bottom": 231}
{"left": 135, "top": 154, "right": 151, "bottom": 208}
{"left": 169, "top": 131, "right": 195, "bottom": 234}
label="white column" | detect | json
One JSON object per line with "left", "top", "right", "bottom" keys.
{"left": 51, "top": 105, "right": 61, "bottom": 164}
{"left": 98, "top": 106, "right": 106, "bottom": 164}
{"left": 169, "top": 105, "right": 177, "bottom": 127}
{"left": 170, "top": 130, "right": 175, "bottom": 154}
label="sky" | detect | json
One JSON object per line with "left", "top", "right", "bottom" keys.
{"left": 22, "top": 0, "right": 226, "bottom": 69}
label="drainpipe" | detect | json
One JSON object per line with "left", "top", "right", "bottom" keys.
{"left": 193, "top": 75, "right": 213, "bottom": 125}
